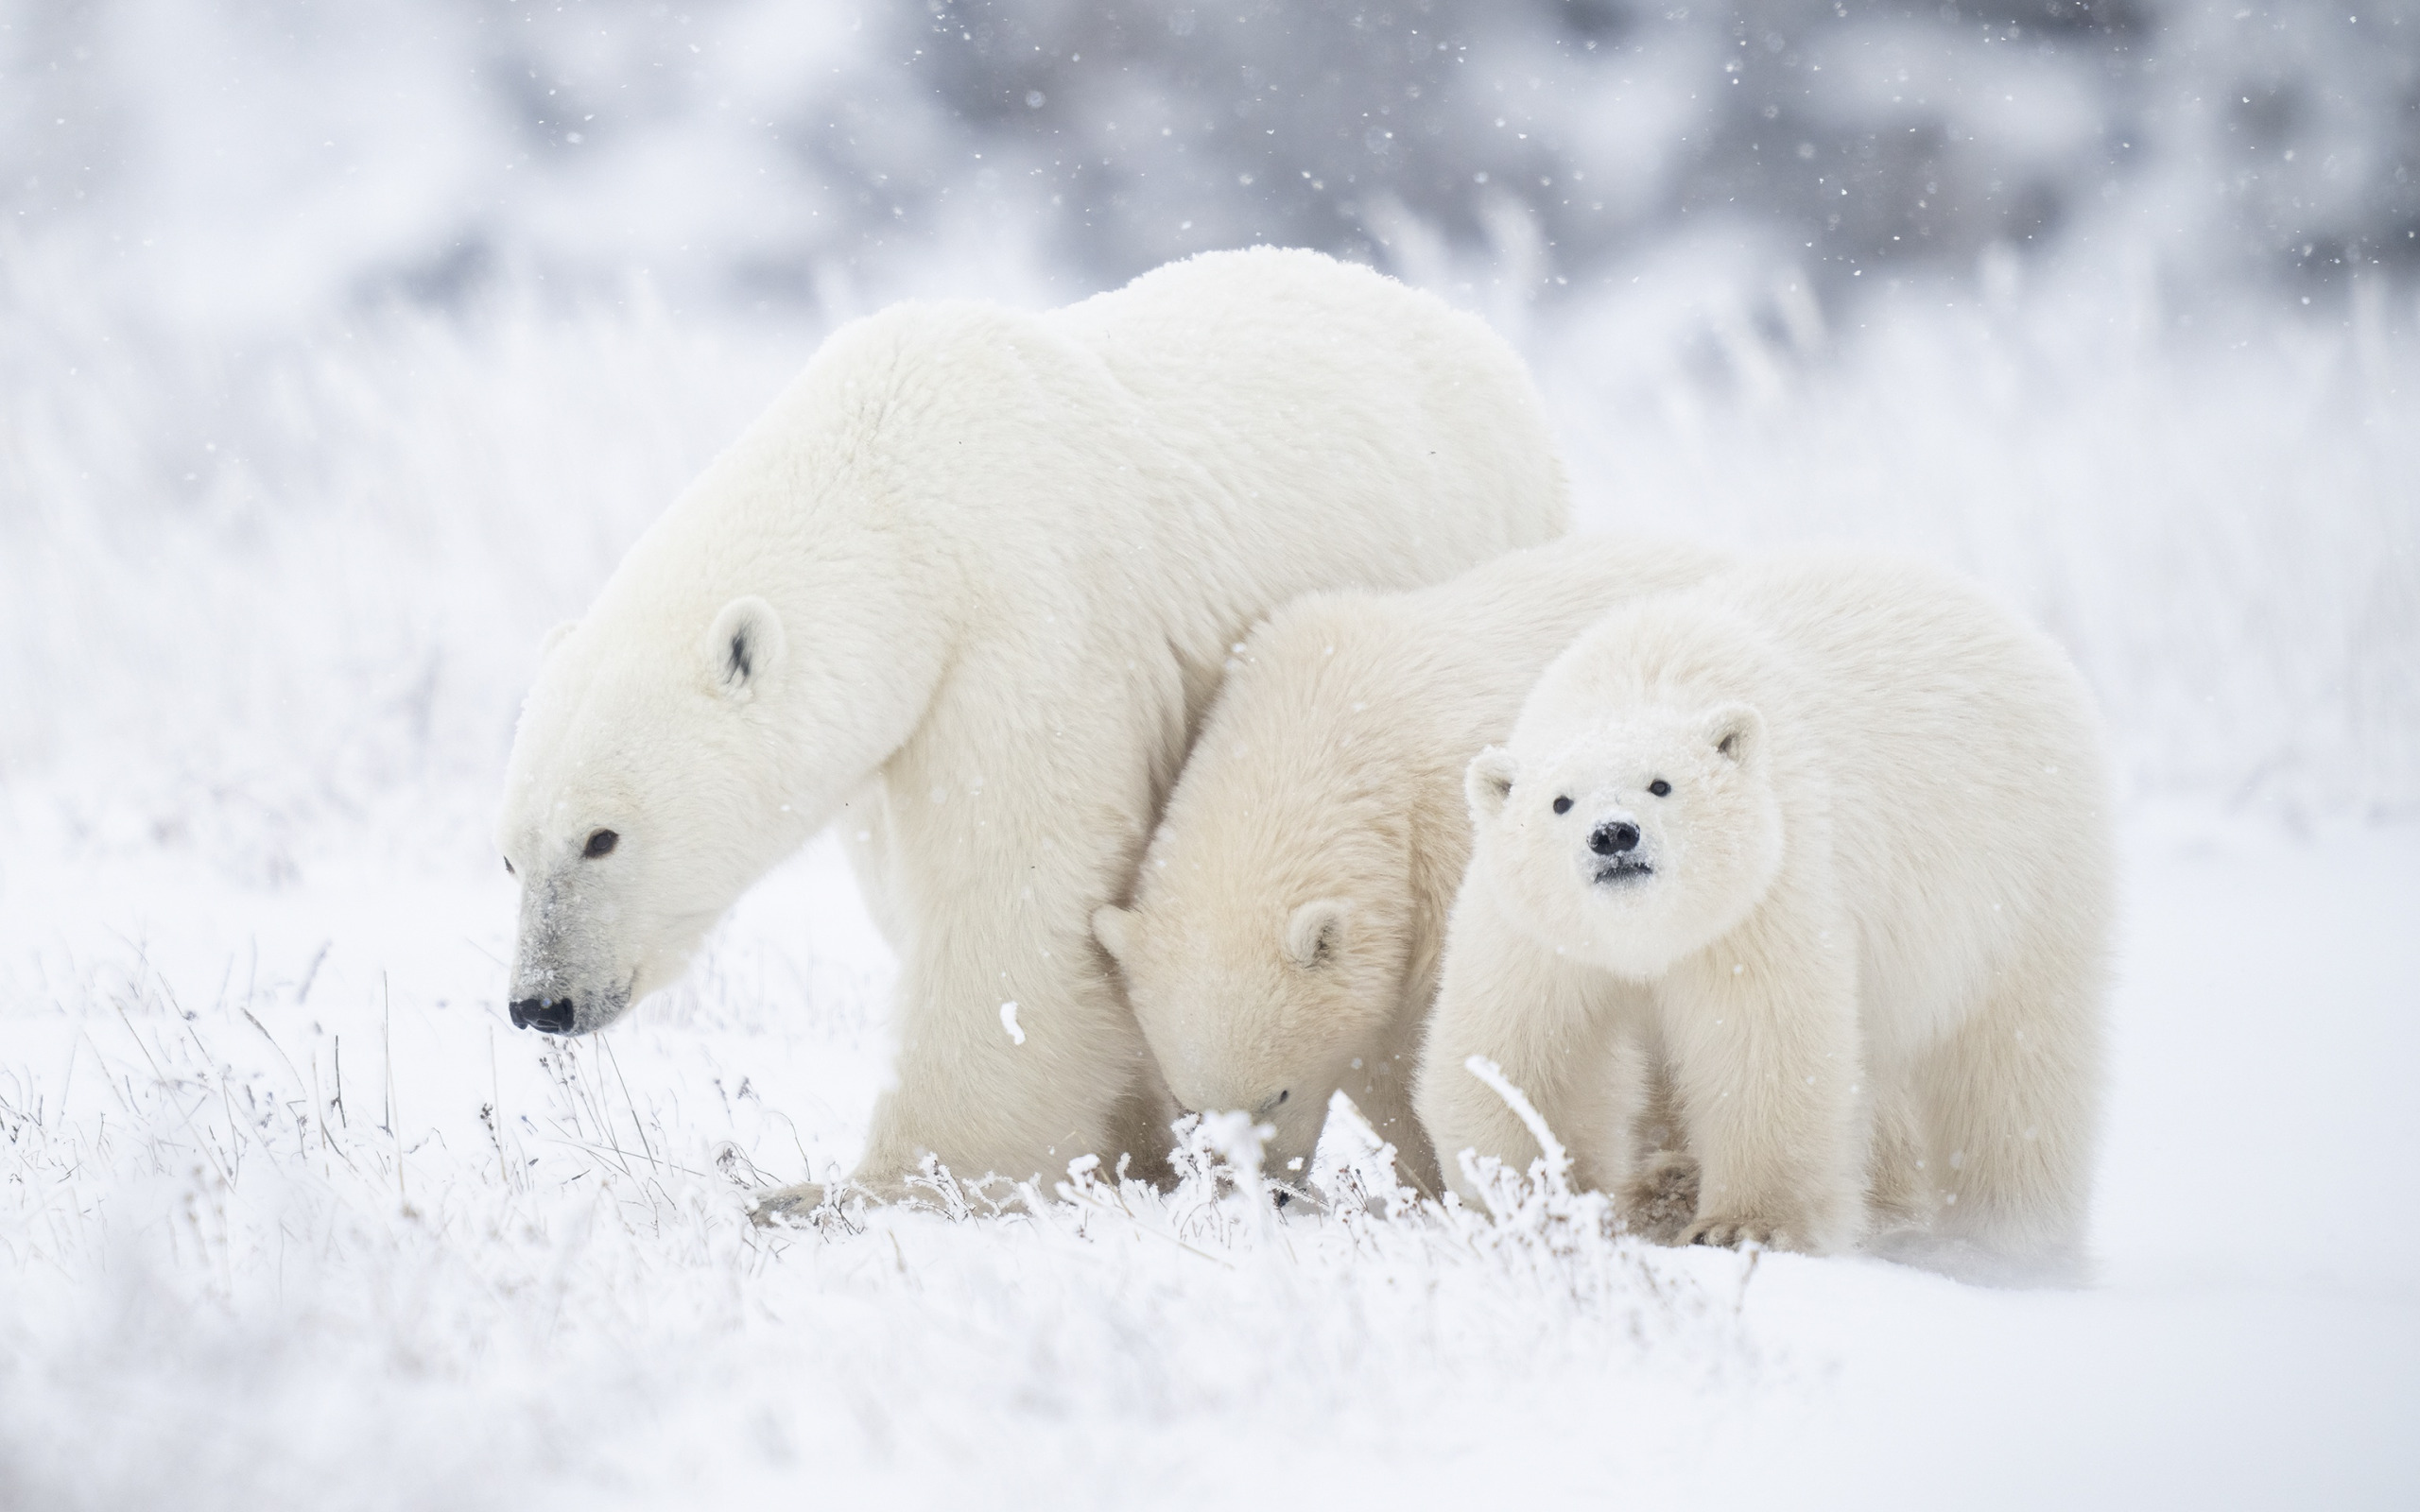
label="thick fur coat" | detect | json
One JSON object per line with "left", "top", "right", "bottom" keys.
{"left": 1417, "top": 555, "right": 2110, "bottom": 1273}
{"left": 494, "top": 248, "right": 1568, "bottom": 1207}
{"left": 1093, "top": 540, "right": 1726, "bottom": 1195}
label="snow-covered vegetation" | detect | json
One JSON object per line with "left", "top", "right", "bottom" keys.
{"left": 2, "top": 1, "right": 2414, "bottom": 1504}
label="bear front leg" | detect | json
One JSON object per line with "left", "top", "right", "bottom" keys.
{"left": 1659, "top": 905, "right": 1865, "bottom": 1253}
{"left": 829, "top": 680, "right": 1177, "bottom": 1205}
{"left": 1416, "top": 886, "right": 1616, "bottom": 1205}
{"left": 848, "top": 936, "right": 1150, "bottom": 1201}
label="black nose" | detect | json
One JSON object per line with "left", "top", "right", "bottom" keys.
{"left": 1589, "top": 821, "right": 1640, "bottom": 856}
{"left": 510, "top": 997, "right": 577, "bottom": 1034}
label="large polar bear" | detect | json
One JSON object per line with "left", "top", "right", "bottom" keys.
{"left": 1092, "top": 539, "right": 1724, "bottom": 1198}
{"left": 1416, "top": 555, "right": 2109, "bottom": 1273}
{"left": 495, "top": 248, "right": 1568, "bottom": 1212}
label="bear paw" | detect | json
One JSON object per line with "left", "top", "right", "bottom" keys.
{"left": 748, "top": 1181, "right": 838, "bottom": 1228}
{"left": 1684, "top": 1212, "right": 1801, "bottom": 1251}
{"left": 1618, "top": 1150, "right": 1703, "bottom": 1245}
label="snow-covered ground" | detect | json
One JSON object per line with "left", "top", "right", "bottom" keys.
{"left": 1, "top": 797, "right": 2413, "bottom": 1508}
{"left": 3, "top": 211, "right": 2415, "bottom": 1507}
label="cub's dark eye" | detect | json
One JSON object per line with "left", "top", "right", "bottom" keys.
{"left": 1551, "top": 796, "right": 1572, "bottom": 815}
{"left": 503, "top": 857, "right": 515, "bottom": 876}
{"left": 1648, "top": 780, "right": 1671, "bottom": 798}
{"left": 584, "top": 829, "right": 619, "bottom": 858}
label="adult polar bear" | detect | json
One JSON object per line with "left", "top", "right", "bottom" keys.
{"left": 496, "top": 248, "right": 1568, "bottom": 1211}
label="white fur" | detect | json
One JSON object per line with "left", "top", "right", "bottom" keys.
{"left": 494, "top": 248, "right": 1568, "bottom": 1204}
{"left": 1092, "top": 540, "right": 1726, "bottom": 1194}
{"left": 1417, "top": 554, "right": 2110, "bottom": 1271}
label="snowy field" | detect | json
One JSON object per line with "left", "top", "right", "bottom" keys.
{"left": 1, "top": 804, "right": 2415, "bottom": 1507}
{"left": 3, "top": 248, "right": 2416, "bottom": 1506}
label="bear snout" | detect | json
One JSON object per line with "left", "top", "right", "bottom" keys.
{"left": 510, "top": 997, "right": 579, "bottom": 1034}
{"left": 1589, "top": 819, "right": 1641, "bottom": 856}
{"left": 1582, "top": 812, "right": 1655, "bottom": 888}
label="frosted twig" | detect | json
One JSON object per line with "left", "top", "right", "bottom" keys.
{"left": 1462, "top": 1053, "right": 1569, "bottom": 1185}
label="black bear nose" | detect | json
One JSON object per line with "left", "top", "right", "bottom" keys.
{"left": 510, "top": 997, "right": 577, "bottom": 1034}
{"left": 1589, "top": 821, "right": 1641, "bottom": 856}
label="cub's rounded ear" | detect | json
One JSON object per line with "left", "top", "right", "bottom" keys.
{"left": 1705, "top": 702, "right": 1764, "bottom": 767}
{"left": 706, "top": 596, "right": 786, "bottom": 701}
{"left": 1092, "top": 904, "right": 1138, "bottom": 968}
{"left": 1465, "top": 746, "right": 1519, "bottom": 822}
{"left": 541, "top": 620, "right": 579, "bottom": 658}
{"left": 1285, "top": 898, "right": 1349, "bottom": 970}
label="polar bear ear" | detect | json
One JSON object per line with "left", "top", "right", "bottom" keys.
{"left": 1092, "top": 904, "right": 1140, "bottom": 968}
{"left": 541, "top": 620, "right": 579, "bottom": 659}
{"left": 1284, "top": 899, "right": 1349, "bottom": 970}
{"left": 706, "top": 596, "right": 786, "bottom": 702}
{"left": 1706, "top": 703, "right": 1764, "bottom": 767}
{"left": 1465, "top": 746, "right": 1519, "bottom": 822}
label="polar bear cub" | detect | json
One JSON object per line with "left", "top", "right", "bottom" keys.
{"left": 1417, "top": 554, "right": 2109, "bottom": 1270}
{"left": 1093, "top": 539, "right": 1725, "bottom": 1194}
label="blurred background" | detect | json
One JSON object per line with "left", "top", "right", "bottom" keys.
{"left": 10, "top": 0, "right": 2416, "bottom": 325}
{"left": 2, "top": 0, "right": 2415, "bottom": 884}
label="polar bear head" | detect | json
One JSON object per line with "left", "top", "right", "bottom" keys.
{"left": 497, "top": 528, "right": 942, "bottom": 1035}
{"left": 495, "top": 597, "right": 808, "bottom": 1035}
{"left": 1466, "top": 607, "right": 1786, "bottom": 980}
{"left": 1091, "top": 753, "right": 1414, "bottom": 1181}
{"left": 1093, "top": 838, "right": 1411, "bottom": 1180}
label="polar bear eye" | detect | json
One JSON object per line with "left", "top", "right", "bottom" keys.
{"left": 584, "top": 829, "right": 619, "bottom": 859}
{"left": 1649, "top": 780, "right": 1671, "bottom": 798}
{"left": 1552, "top": 796, "right": 1572, "bottom": 815}
{"left": 503, "top": 856, "right": 514, "bottom": 877}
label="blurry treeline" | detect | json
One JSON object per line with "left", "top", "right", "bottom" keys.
{"left": 3, "top": 0, "right": 2412, "bottom": 327}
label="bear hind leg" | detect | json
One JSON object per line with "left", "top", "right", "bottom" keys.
{"left": 1916, "top": 964, "right": 2103, "bottom": 1281}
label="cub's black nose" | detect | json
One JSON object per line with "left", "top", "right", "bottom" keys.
{"left": 1589, "top": 821, "right": 1641, "bottom": 856}
{"left": 510, "top": 997, "right": 576, "bottom": 1034}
